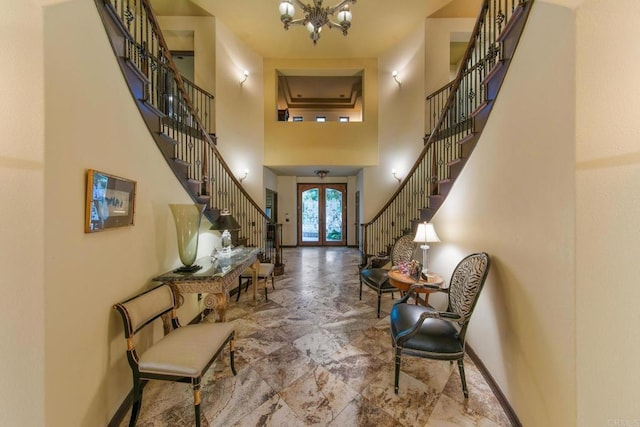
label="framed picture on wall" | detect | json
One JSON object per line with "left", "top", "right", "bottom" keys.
{"left": 85, "top": 169, "right": 137, "bottom": 233}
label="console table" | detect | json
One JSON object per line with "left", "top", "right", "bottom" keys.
{"left": 153, "top": 247, "right": 261, "bottom": 323}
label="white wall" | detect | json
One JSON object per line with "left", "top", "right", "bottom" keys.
{"left": 44, "top": 1, "right": 211, "bottom": 425}
{"left": 0, "top": 1, "right": 45, "bottom": 425}
{"left": 575, "top": 0, "right": 640, "bottom": 425}
{"left": 429, "top": 3, "right": 576, "bottom": 425}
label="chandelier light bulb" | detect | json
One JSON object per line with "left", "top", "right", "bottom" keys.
{"left": 279, "top": 0, "right": 295, "bottom": 20}
{"left": 306, "top": 21, "right": 315, "bottom": 33}
{"left": 278, "top": 0, "right": 357, "bottom": 45}
{"left": 337, "top": 6, "right": 352, "bottom": 26}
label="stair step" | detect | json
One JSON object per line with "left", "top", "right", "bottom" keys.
{"left": 123, "top": 57, "right": 150, "bottom": 85}
{"left": 438, "top": 178, "right": 453, "bottom": 195}
{"left": 103, "top": 2, "right": 133, "bottom": 43}
{"left": 187, "top": 179, "right": 201, "bottom": 195}
{"left": 141, "top": 99, "right": 166, "bottom": 118}
{"left": 483, "top": 60, "right": 507, "bottom": 101}
{"left": 171, "top": 158, "right": 190, "bottom": 178}
{"left": 458, "top": 132, "right": 479, "bottom": 158}
{"left": 159, "top": 132, "right": 179, "bottom": 145}
{"left": 418, "top": 207, "right": 435, "bottom": 222}
{"left": 471, "top": 100, "right": 491, "bottom": 119}
{"left": 196, "top": 195, "right": 211, "bottom": 205}
{"left": 497, "top": 1, "right": 527, "bottom": 44}
{"left": 428, "top": 194, "right": 445, "bottom": 210}
{"left": 447, "top": 157, "right": 467, "bottom": 177}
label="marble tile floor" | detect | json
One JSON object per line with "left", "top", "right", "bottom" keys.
{"left": 120, "top": 247, "right": 511, "bottom": 427}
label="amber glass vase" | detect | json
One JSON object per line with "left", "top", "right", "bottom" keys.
{"left": 169, "top": 204, "right": 206, "bottom": 271}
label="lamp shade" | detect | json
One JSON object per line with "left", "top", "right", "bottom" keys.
{"left": 413, "top": 222, "right": 440, "bottom": 243}
{"left": 209, "top": 209, "right": 240, "bottom": 231}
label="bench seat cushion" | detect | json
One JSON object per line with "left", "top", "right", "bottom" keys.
{"left": 240, "top": 263, "right": 274, "bottom": 278}
{"left": 139, "top": 322, "right": 234, "bottom": 377}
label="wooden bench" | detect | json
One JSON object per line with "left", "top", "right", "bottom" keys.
{"left": 113, "top": 284, "right": 236, "bottom": 427}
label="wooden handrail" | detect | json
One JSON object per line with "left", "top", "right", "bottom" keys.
{"left": 99, "top": 0, "right": 275, "bottom": 252}
{"left": 361, "top": 0, "right": 530, "bottom": 259}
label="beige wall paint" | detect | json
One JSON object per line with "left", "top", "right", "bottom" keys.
{"left": 215, "top": 20, "right": 265, "bottom": 206}
{"left": 425, "top": 17, "right": 475, "bottom": 96}
{"left": 277, "top": 176, "right": 298, "bottom": 246}
{"left": 44, "top": 1, "right": 211, "bottom": 425}
{"left": 156, "top": 16, "right": 215, "bottom": 96}
{"left": 0, "top": 1, "right": 45, "bottom": 425}
{"left": 575, "top": 0, "right": 640, "bottom": 425}
{"left": 429, "top": 3, "right": 576, "bottom": 425}
{"left": 361, "top": 22, "right": 427, "bottom": 222}
{"left": 263, "top": 58, "right": 379, "bottom": 168}
{"left": 156, "top": 16, "right": 216, "bottom": 141}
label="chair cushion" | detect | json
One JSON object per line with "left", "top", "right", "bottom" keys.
{"left": 360, "top": 268, "right": 390, "bottom": 289}
{"left": 241, "top": 263, "right": 274, "bottom": 278}
{"left": 390, "top": 303, "right": 463, "bottom": 357}
{"left": 139, "top": 322, "right": 234, "bottom": 377}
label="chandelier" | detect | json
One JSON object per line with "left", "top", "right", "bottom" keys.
{"left": 279, "top": 0, "right": 356, "bottom": 45}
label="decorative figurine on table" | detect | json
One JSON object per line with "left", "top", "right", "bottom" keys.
{"left": 397, "top": 260, "right": 422, "bottom": 280}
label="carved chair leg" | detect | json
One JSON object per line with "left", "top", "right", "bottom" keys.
{"left": 193, "top": 384, "right": 201, "bottom": 427}
{"left": 457, "top": 359, "right": 469, "bottom": 398}
{"left": 377, "top": 293, "right": 382, "bottom": 318}
{"left": 230, "top": 338, "right": 237, "bottom": 375}
{"left": 359, "top": 280, "right": 363, "bottom": 300}
{"left": 236, "top": 277, "right": 242, "bottom": 302}
{"left": 128, "top": 379, "right": 143, "bottom": 427}
{"left": 394, "top": 347, "right": 402, "bottom": 394}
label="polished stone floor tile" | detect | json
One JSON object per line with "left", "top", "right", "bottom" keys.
{"left": 118, "top": 247, "right": 511, "bottom": 427}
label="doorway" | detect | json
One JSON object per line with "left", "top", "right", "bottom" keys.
{"left": 297, "top": 183, "right": 347, "bottom": 246}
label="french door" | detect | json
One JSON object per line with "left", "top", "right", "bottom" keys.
{"left": 297, "top": 183, "right": 347, "bottom": 246}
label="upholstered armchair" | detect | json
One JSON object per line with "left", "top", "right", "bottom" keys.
{"left": 359, "top": 233, "right": 417, "bottom": 317}
{"left": 389, "top": 252, "right": 490, "bottom": 397}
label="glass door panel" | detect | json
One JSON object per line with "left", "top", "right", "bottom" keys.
{"left": 301, "top": 188, "right": 319, "bottom": 243}
{"left": 325, "top": 188, "right": 343, "bottom": 243}
{"left": 298, "top": 183, "right": 346, "bottom": 246}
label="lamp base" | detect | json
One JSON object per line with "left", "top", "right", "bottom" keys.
{"left": 173, "top": 264, "right": 202, "bottom": 273}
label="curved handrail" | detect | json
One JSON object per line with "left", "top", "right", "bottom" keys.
{"left": 361, "top": 0, "right": 530, "bottom": 259}
{"left": 98, "top": 0, "right": 276, "bottom": 253}
{"left": 363, "top": 1, "right": 490, "bottom": 227}
{"left": 135, "top": 0, "right": 270, "bottom": 224}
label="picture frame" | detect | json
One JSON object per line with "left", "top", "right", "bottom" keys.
{"left": 85, "top": 169, "right": 137, "bottom": 233}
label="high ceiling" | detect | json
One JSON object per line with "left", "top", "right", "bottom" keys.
{"left": 150, "top": 0, "right": 483, "bottom": 59}
{"left": 149, "top": 0, "right": 483, "bottom": 177}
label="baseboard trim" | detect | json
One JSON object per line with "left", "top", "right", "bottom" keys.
{"left": 466, "top": 345, "right": 521, "bottom": 427}
{"left": 108, "top": 381, "right": 148, "bottom": 427}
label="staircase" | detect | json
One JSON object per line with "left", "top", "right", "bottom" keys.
{"left": 360, "top": 0, "right": 534, "bottom": 262}
{"left": 93, "top": 0, "right": 282, "bottom": 267}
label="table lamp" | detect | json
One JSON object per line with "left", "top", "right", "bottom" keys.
{"left": 209, "top": 209, "right": 241, "bottom": 256}
{"left": 413, "top": 222, "right": 440, "bottom": 275}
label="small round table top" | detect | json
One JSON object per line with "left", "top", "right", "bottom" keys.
{"left": 387, "top": 269, "right": 444, "bottom": 293}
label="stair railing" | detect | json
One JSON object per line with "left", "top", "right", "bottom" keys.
{"left": 361, "top": 0, "right": 529, "bottom": 262}
{"left": 102, "top": 0, "right": 276, "bottom": 251}
{"left": 182, "top": 76, "right": 214, "bottom": 137}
